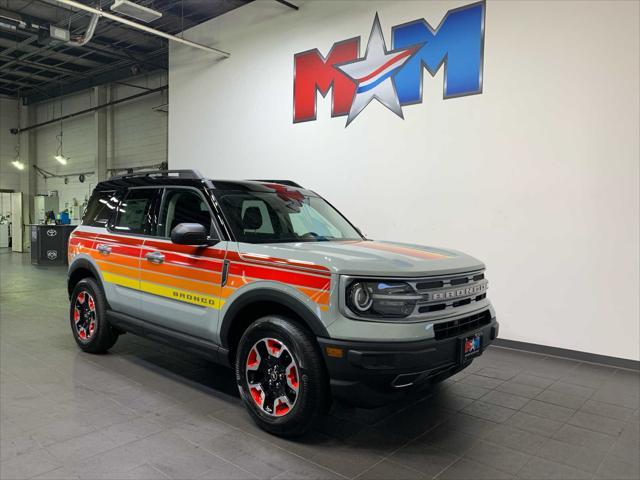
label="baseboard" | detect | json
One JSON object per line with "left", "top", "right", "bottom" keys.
{"left": 493, "top": 338, "right": 640, "bottom": 371}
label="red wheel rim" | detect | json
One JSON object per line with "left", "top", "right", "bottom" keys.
{"left": 245, "top": 337, "right": 300, "bottom": 417}
{"left": 73, "top": 291, "right": 97, "bottom": 342}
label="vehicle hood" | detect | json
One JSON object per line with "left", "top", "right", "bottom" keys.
{"left": 239, "top": 240, "right": 484, "bottom": 277}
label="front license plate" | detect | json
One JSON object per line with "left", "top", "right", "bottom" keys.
{"left": 462, "top": 333, "right": 482, "bottom": 361}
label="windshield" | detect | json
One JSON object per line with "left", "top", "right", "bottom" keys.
{"left": 215, "top": 189, "right": 363, "bottom": 243}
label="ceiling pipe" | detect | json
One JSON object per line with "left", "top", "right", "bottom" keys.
{"left": 68, "top": 13, "right": 99, "bottom": 46}
{"left": 10, "top": 85, "right": 167, "bottom": 134}
{"left": 54, "top": 0, "right": 230, "bottom": 58}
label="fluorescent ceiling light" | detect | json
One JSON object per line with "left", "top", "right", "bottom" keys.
{"left": 110, "top": 0, "right": 162, "bottom": 23}
{"left": 55, "top": 155, "right": 68, "bottom": 165}
{"left": 11, "top": 160, "right": 25, "bottom": 170}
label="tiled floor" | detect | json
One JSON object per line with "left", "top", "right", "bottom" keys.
{"left": 1, "top": 250, "right": 638, "bottom": 480}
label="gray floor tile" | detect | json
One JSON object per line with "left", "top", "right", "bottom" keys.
{"left": 536, "top": 389, "right": 588, "bottom": 410}
{"left": 439, "top": 412, "right": 499, "bottom": 438}
{"left": 311, "top": 444, "right": 383, "bottom": 478}
{"left": 549, "top": 382, "right": 596, "bottom": 399}
{"left": 462, "top": 400, "right": 517, "bottom": 423}
{"left": 497, "top": 380, "right": 545, "bottom": 399}
{"left": 522, "top": 399, "right": 576, "bottom": 422}
{"left": 464, "top": 440, "right": 532, "bottom": 475}
{"left": 0, "top": 448, "right": 61, "bottom": 480}
{"left": 591, "top": 389, "right": 639, "bottom": 409}
{"left": 481, "top": 390, "right": 530, "bottom": 410}
{"left": 419, "top": 424, "right": 480, "bottom": 456}
{"left": 536, "top": 438, "right": 607, "bottom": 473}
{"left": 511, "top": 373, "right": 555, "bottom": 389}
{"left": 45, "top": 429, "right": 121, "bottom": 463}
{"left": 596, "top": 454, "right": 640, "bottom": 480}
{"left": 506, "top": 411, "right": 563, "bottom": 437}
{"left": 552, "top": 424, "right": 617, "bottom": 451}
{"left": 484, "top": 425, "right": 547, "bottom": 454}
{"left": 438, "top": 458, "right": 512, "bottom": 479}
{"left": 113, "top": 464, "right": 171, "bottom": 479}
{"left": 475, "top": 367, "right": 518, "bottom": 381}
{"left": 460, "top": 374, "right": 505, "bottom": 390}
{"left": 579, "top": 400, "right": 635, "bottom": 422}
{"left": 358, "top": 460, "right": 423, "bottom": 480}
{"left": 608, "top": 432, "right": 640, "bottom": 464}
{"left": 561, "top": 364, "right": 616, "bottom": 389}
{"left": 443, "top": 381, "right": 492, "bottom": 400}
{"left": 567, "top": 411, "right": 626, "bottom": 436}
{"left": 387, "top": 443, "right": 457, "bottom": 478}
{"left": 31, "top": 467, "right": 82, "bottom": 479}
{"left": 517, "top": 457, "right": 592, "bottom": 479}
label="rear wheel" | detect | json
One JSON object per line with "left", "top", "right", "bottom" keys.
{"left": 235, "top": 316, "right": 328, "bottom": 437}
{"left": 70, "top": 278, "right": 118, "bottom": 353}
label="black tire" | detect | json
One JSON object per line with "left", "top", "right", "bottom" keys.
{"left": 235, "top": 315, "right": 329, "bottom": 437}
{"left": 69, "top": 278, "right": 118, "bottom": 353}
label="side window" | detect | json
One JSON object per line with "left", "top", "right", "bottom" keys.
{"left": 113, "top": 189, "right": 159, "bottom": 235}
{"left": 82, "top": 190, "right": 122, "bottom": 227}
{"left": 157, "top": 189, "right": 212, "bottom": 238}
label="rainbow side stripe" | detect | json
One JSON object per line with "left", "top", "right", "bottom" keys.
{"left": 68, "top": 231, "right": 331, "bottom": 311}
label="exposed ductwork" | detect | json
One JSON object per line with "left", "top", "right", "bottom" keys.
{"left": 54, "top": 0, "right": 230, "bottom": 58}
{"left": 67, "top": 13, "right": 99, "bottom": 47}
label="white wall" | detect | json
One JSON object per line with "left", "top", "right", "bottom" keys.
{"left": 30, "top": 73, "right": 168, "bottom": 217}
{"left": 169, "top": 0, "right": 640, "bottom": 361}
{"left": 0, "top": 96, "right": 21, "bottom": 193}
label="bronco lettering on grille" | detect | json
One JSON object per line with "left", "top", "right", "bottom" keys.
{"left": 431, "top": 283, "right": 487, "bottom": 301}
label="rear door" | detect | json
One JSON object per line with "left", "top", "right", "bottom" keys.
{"left": 137, "top": 187, "right": 227, "bottom": 341}
{"left": 96, "top": 188, "right": 161, "bottom": 318}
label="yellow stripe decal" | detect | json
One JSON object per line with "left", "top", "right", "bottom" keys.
{"left": 140, "top": 280, "right": 225, "bottom": 309}
{"left": 102, "top": 272, "right": 139, "bottom": 290}
{"left": 102, "top": 272, "right": 224, "bottom": 309}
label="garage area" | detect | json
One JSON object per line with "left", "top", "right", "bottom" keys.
{"left": 1, "top": 1, "right": 639, "bottom": 480}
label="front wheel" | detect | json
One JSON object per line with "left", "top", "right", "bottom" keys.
{"left": 235, "top": 316, "right": 329, "bottom": 437}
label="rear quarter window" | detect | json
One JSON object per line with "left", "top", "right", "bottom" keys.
{"left": 82, "top": 190, "right": 120, "bottom": 227}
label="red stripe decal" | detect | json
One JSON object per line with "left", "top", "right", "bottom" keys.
{"left": 228, "top": 262, "right": 330, "bottom": 290}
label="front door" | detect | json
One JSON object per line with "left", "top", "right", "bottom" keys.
{"left": 137, "top": 187, "right": 226, "bottom": 341}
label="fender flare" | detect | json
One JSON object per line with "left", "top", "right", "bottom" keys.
{"left": 67, "top": 258, "right": 105, "bottom": 298}
{"left": 219, "top": 288, "right": 329, "bottom": 349}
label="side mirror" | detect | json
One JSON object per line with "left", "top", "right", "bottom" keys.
{"left": 171, "top": 223, "right": 217, "bottom": 246}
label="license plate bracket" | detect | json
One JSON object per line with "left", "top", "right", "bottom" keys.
{"left": 460, "top": 332, "right": 482, "bottom": 363}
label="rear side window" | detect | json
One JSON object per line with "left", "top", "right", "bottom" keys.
{"left": 82, "top": 190, "right": 120, "bottom": 227}
{"left": 112, "top": 188, "right": 160, "bottom": 235}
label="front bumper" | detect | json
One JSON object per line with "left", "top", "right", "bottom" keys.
{"left": 318, "top": 316, "right": 499, "bottom": 407}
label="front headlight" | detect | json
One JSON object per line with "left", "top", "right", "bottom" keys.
{"left": 345, "top": 280, "right": 421, "bottom": 318}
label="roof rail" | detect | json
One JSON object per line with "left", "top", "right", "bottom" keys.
{"left": 253, "top": 179, "right": 303, "bottom": 188}
{"left": 111, "top": 169, "right": 204, "bottom": 181}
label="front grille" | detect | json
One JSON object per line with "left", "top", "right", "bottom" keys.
{"left": 433, "top": 310, "right": 492, "bottom": 340}
{"left": 414, "top": 270, "right": 488, "bottom": 316}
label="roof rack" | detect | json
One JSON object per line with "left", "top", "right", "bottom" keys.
{"left": 253, "top": 179, "right": 303, "bottom": 188}
{"left": 111, "top": 169, "right": 204, "bottom": 181}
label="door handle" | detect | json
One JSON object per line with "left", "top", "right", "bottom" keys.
{"left": 145, "top": 251, "right": 165, "bottom": 264}
{"left": 96, "top": 244, "right": 111, "bottom": 255}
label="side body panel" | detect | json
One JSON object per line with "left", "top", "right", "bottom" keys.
{"left": 137, "top": 237, "right": 228, "bottom": 340}
{"left": 217, "top": 242, "right": 336, "bottom": 345}
{"left": 69, "top": 226, "right": 146, "bottom": 317}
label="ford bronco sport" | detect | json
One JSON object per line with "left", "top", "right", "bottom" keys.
{"left": 68, "top": 170, "right": 498, "bottom": 436}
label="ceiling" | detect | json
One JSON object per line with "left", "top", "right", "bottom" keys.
{"left": 0, "top": 0, "right": 252, "bottom": 103}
